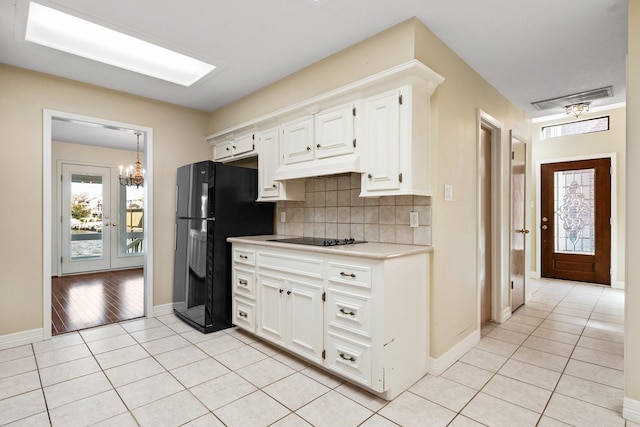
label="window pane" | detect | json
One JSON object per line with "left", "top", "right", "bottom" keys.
{"left": 119, "top": 185, "right": 144, "bottom": 256}
{"left": 70, "top": 174, "right": 103, "bottom": 259}
{"left": 542, "top": 116, "right": 609, "bottom": 139}
{"left": 554, "top": 168, "right": 595, "bottom": 255}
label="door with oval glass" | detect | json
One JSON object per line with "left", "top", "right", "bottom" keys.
{"left": 540, "top": 158, "right": 611, "bottom": 285}
{"left": 61, "top": 163, "right": 144, "bottom": 274}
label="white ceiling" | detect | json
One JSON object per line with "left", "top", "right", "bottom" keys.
{"left": 0, "top": 0, "right": 628, "bottom": 146}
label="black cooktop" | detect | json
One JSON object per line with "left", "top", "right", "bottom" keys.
{"left": 269, "top": 237, "right": 367, "bottom": 247}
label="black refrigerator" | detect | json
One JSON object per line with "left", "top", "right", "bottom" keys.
{"left": 173, "top": 161, "right": 274, "bottom": 333}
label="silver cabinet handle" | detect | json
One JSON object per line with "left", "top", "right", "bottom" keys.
{"left": 339, "top": 353, "right": 356, "bottom": 362}
{"left": 340, "top": 272, "right": 356, "bottom": 278}
{"left": 239, "top": 255, "right": 248, "bottom": 260}
{"left": 339, "top": 308, "right": 355, "bottom": 316}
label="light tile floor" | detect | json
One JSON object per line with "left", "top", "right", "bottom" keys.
{"left": 1, "top": 278, "right": 638, "bottom": 426}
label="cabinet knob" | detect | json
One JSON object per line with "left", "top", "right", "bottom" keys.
{"left": 272, "top": 184, "right": 277, "bottom": 189}
{"left": 279, "top": 289, "right": 284, "bottom": 294}
{"left": 232, "top": 145, "right": 236, "bottom": 149}
{"left": 287, "top": 290, "right": 292, "bottom": 295}
{"left": 226, "top": 147, "right": 230, "bottom": 151}
{"left": 367, "top": 174, "right": 372, "bottom": 179}
{"left": 316, "top": 144, "right": 321, "bottom": 148}
{"left": 306, "top": 146, "right": 311, "bottom": 151}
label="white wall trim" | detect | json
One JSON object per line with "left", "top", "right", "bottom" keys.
{"left": 624, "top": 397, "right": 640, "bottom": 423}
{"left": 0, "top": 329, "right": 43, "bottom": 351}
{"left": 535, "top": 153, "right": 618, "bottom": 287}
{"left": 43, "top": 109, "right": 154, "bottom": 341}
{"left": 153, "top": 303, "right": 174, "bottom": 317}
{"left": 427, "top": 330, "right": 480, "bottom": 376}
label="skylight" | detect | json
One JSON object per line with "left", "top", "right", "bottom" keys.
{"left": 25, "top": 2, "right": 216, "bottom": 86}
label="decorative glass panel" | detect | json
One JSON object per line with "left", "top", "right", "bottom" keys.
{"left": 554, "top": 168, "right": 595, "bottom": 254}
{"left": 119, "top": 184, "right": 144, "bottom": 256}
{"left": 70, "top": 173, "right": 103, "bottom": 259}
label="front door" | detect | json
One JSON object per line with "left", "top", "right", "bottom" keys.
{"left": 61, "top": 163, "right": 144, "bottom": 274}
{"left": 540, "top": 158, "right": 611, "bottom": 285}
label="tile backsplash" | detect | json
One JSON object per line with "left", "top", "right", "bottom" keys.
{"left": 275, "top": 173, "right": 432, "bottom": 246}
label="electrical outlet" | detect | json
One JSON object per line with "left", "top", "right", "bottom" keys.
{"left": 444, "top": 184, "right": 453, "bottom": 201}
{"left": 280, "top": 211, "right": 286, "bottom": 223}
{"left": 410, "top": 211, "right": 419, "bottom": 228}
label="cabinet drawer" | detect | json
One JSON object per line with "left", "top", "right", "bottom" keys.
{"left": 258, "top": 252, "right": 323, "bottom": 279}
{"left": 233, "top": 299, "right": 255, "bottom": 332}
{"left": 325, "top": 331, "right": 373, "bottom": 388}
{"left": 234, "top": 248, "right": 255, "bottom": 266}
{"left": 326, "top": 287, "right": 372, "bottom": 337}
{"left": 233, "top": 268, "right": 255, "bottom": 298}
{"left": 327, "top": 262, "right": 372, "bottom": 288}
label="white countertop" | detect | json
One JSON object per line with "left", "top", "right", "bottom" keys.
{"left": 227, "top": 235, "right": 432, "bottom": 260}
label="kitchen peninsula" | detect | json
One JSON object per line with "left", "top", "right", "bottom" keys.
{"left": 228, "top": 235, "right": 431, "bottom": 400}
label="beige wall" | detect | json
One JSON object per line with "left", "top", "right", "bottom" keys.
{"left": 625, "top": 0, "right": 640, "bottom": 407}
{"left": 530, "top": 108, "right": 626, "bottom": 287}
{"left": 0, "top": 65, "right": 210, "bottom": 336}
{"left": 209, "top": 18, "right": 531, "bottom": 359}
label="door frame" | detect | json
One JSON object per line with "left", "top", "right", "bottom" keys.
{"left": 476, "top": 110, "right": 510, "bottom": 325}
{"left": 535, "top": 153, "right": 619, "bottom": 288}
{"left": 42, "top": 109, "right": 154, "bottom": 340}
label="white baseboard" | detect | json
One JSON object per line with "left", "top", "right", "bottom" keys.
{"left": 427, "top": 329, "right": 480, "bottom": 376}
{"left": 153, "top": 303, "right": 174, "bottom": 317}
{"left": 624, "top": 397, "right": 640, "bottom": 423}
{"left": 498, "top": 307, "right": 512, "bottom": 323}
{"left": 0, "top": 328, "right": 44, "bottom": 351}
{"left": 612, "top": 280, "right": 625, "bottom": 290}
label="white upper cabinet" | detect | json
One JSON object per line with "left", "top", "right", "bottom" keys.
{"left": 314, "top": 103, "right": 356, "bottom": 159}
{"left": 281, "top": 116, "right": 315, "bottom": 165}
{"left": 210, "top": 131, "right": 256, "bottom": 162}
{"left": 207, "top": 60, "right": 445, "bottom": 194}
{"left": 274, "top": 102, "right": 361, "bottom": 180}
{"left": 257, "top": 126, "right": 305, "bottom": 201}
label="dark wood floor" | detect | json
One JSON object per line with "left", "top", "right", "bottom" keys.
{"left": 51, "top": 268, "right": 144, "bottom": 335}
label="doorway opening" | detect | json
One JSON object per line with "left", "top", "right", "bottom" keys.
{"left": 477, "top": 110, "right": 508, "bottom": 327}
{"left": 42, "top": 110, "right": 154, "bottom": 340}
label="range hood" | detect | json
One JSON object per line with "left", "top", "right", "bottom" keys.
{"left": 273, "top": 153, "right": 363, "bottom": 181}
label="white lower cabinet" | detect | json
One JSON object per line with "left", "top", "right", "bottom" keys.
{"left": 231, "top": 242, "right": 429, "bottom": 400}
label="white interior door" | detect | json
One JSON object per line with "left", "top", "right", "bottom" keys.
{"left": 61, "top": 163, "right": 144, "bottom": 274}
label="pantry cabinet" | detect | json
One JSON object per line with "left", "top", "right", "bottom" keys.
{"left": 229, "top": 237, "right": 431, "bottom": 400}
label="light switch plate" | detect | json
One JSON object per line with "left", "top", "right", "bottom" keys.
{"left": 280, "top": 211, "right": 286, "bottom": 222}
{"left": 444, "top": 184, "right": 453, "bottom": 201}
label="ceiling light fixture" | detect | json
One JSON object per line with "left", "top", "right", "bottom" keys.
{"left": 564, "top": 103, "right": 590, "bottom": 118}
{"left": 118, "top": 133, "right": 144, "bottom": 188}
{"left": 25, "top": 2, "right": 216, "bottom": 86}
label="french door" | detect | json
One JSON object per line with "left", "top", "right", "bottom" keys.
{"left": 540, "top": 158, "right": 611, "bottom": 285}
{"left": 61, "top": 163, "right": 143, "bottom": 275}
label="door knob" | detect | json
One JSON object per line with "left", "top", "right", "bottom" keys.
{"left": 517, "top": 229, "right": 530, "bottom": 234}
{"left": 542, "top": 217, "right": 548, "bottom": 222}
{"left": 541, "top": 225, "right": 548, "bottom": 230}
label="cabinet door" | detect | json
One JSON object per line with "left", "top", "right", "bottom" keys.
{"left": 213, "top": 140, "right": 233, "bottom": 161}
{"left": 362, "top": 89, "right": 402, "bottom": 192}
{"left": 258, "top": 127, "right": 281, "bottom": 199}
{"left": 282, "top": 116, "right": 314, "bottom": 165}
{"left": 287, "top": 279, "right": 324, "bottom": 364}
{"left": 232, "top": 133, "right": 255, "bottom": 156}
{"left": 315, "top": 104, "right": 355, "bottom": 159}
{"left": 257, "top": 274, "right": 287, "bottom": 346}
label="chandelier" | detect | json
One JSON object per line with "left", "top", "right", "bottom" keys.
{"left": 564, "top": 102, "right": 590, "bottom": 118}
{"left": 118, "top": 132, "right": 144, "bottom": 188}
